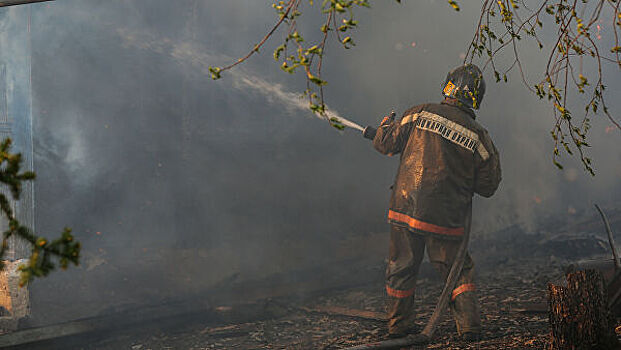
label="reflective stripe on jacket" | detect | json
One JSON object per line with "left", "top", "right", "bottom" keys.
{"left": 373, "top": 100, "right": 501, "bottom": 237}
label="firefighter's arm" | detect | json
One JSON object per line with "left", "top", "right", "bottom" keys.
{"left": 371, "top": 116, "right": 410, "bottom": 156}
{"left": 474, "top": 130, "right": 501, "bottom": 197}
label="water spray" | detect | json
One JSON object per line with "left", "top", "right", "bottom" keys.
{"left": 328, "top": 110, "right": 395, "bottom": 140}
{"left": 117, "top": 28, "right": 391, "bottom": 141}
{"left": 328, "top": 115, "right": 365, "bottom": 132}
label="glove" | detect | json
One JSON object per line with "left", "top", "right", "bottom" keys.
{"left": 363, "top": 110, "right": 396, "bottom": 140}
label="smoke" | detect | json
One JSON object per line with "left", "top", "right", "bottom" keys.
{"left": 118, "top": 27, "right": 362, "bottom": 132}
{"left": 328, "top": 0, "right": 621, "bottom": 230}
{"left": 12, "top": 0, "right": 620, "bottom": 326}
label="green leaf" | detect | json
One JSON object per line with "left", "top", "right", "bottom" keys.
{"left": 447, "top": 0, "right": 460, "bottom": 11}
{"left": 341, "top": 36, "right": 355, "bottom": 48}
{"left": 329, "top": 117, "right": 346, "bottom": 130}
{"left": 306, "top": 45, "right": 322, "bottom": 55}
{"left": 307, "top": 72, "right": 327, "bottom": 86}
{"left": 208, "top": 66, "right": 222, "bottom": 80}
{"left": 273, "top": 45, "right": 286, "bottom": 61}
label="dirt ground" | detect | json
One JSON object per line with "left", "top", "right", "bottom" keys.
{"left": 76, "top": 256, "right": 568, "bottom": 350}
{"left": 19, "top": 205, "right": 621, "bottom": 349}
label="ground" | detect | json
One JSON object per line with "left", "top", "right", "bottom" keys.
{"left": 77, "top": 257, "right": 562, "bottom": 350}
{"left": 14, "top": 205, "right": 621, "bottom": 349}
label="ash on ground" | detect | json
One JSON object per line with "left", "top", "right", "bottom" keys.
{"left": 29, "top": 206, "right": 621, "bottom": 349}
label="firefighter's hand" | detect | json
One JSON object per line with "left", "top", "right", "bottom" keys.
{"left": 380, "top": 115, "right": 392, "bottom": 126}
{"left": 380, "top": 110, "right": 397, "bottom": 126}
{"left": 362, "top": 114, "right": 390, "bottom": 140}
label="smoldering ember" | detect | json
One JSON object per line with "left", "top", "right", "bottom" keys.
{"left": 0, "top": 1, "right": 619, "bottom": 350}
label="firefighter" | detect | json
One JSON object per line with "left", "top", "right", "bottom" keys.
{"left": 369, "top": 64, "right": 501, "bottom": 340}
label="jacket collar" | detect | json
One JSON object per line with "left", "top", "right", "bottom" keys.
{"left": 441, "top": 99, "right": 477, "bottom": 120}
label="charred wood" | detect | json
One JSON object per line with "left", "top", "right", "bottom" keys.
{"left": 548, "top": 269, "right": 619, "bottom": 350}
{"left": 0, "top": 0, "right": 53, "bottom": 7}
{"left": 300, "top": 305, "right": 387, "bottom": 321}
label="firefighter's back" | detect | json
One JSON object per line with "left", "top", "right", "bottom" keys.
{"left": 387, "top": 100, "right": 498, "bottom": 236}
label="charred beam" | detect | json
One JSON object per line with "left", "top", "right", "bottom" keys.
{"left": 0, "top": 299, "right": 289, "bottom": 348}
{"left": 0, "top": 0, "right": 53, "bottom": 7}
{"left": 300, "top": 305, "right": 387, "bottom": 321}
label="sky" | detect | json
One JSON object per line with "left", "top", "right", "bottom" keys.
{"left": 4, "top": 0, "right": 618, "bottom": 323}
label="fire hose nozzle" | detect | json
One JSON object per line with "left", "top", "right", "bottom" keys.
{"left": 362, "top": 126, "right": 377, "bottom": 140}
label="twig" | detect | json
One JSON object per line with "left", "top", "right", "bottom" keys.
{"left": 595, "top": 204, "right": 619, "bottom": 271}
{"left": 219, "top": 0, "right": 296, "bottom": 73}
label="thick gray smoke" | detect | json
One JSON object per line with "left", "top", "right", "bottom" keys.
{"left": 12, "top": 0, "right": 620, "bottom": 325}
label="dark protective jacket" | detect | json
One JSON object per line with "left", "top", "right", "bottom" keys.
{"left": 373, "top": 100, "right": 501, "bottom": 238}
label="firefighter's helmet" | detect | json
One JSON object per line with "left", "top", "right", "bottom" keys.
{"left": 442, "top": 64, "right": 486, "bottom": 109}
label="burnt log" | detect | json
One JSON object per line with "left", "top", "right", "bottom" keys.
{"left": 0, "top": 0, "right": 54, "bottom": 7}
{"left": 548, "top": 269, "right": 619, "bottom": 350}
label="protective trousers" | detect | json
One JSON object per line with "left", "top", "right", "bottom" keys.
{"left": 385, "top": 224, "right": 481, "bottom": 335}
